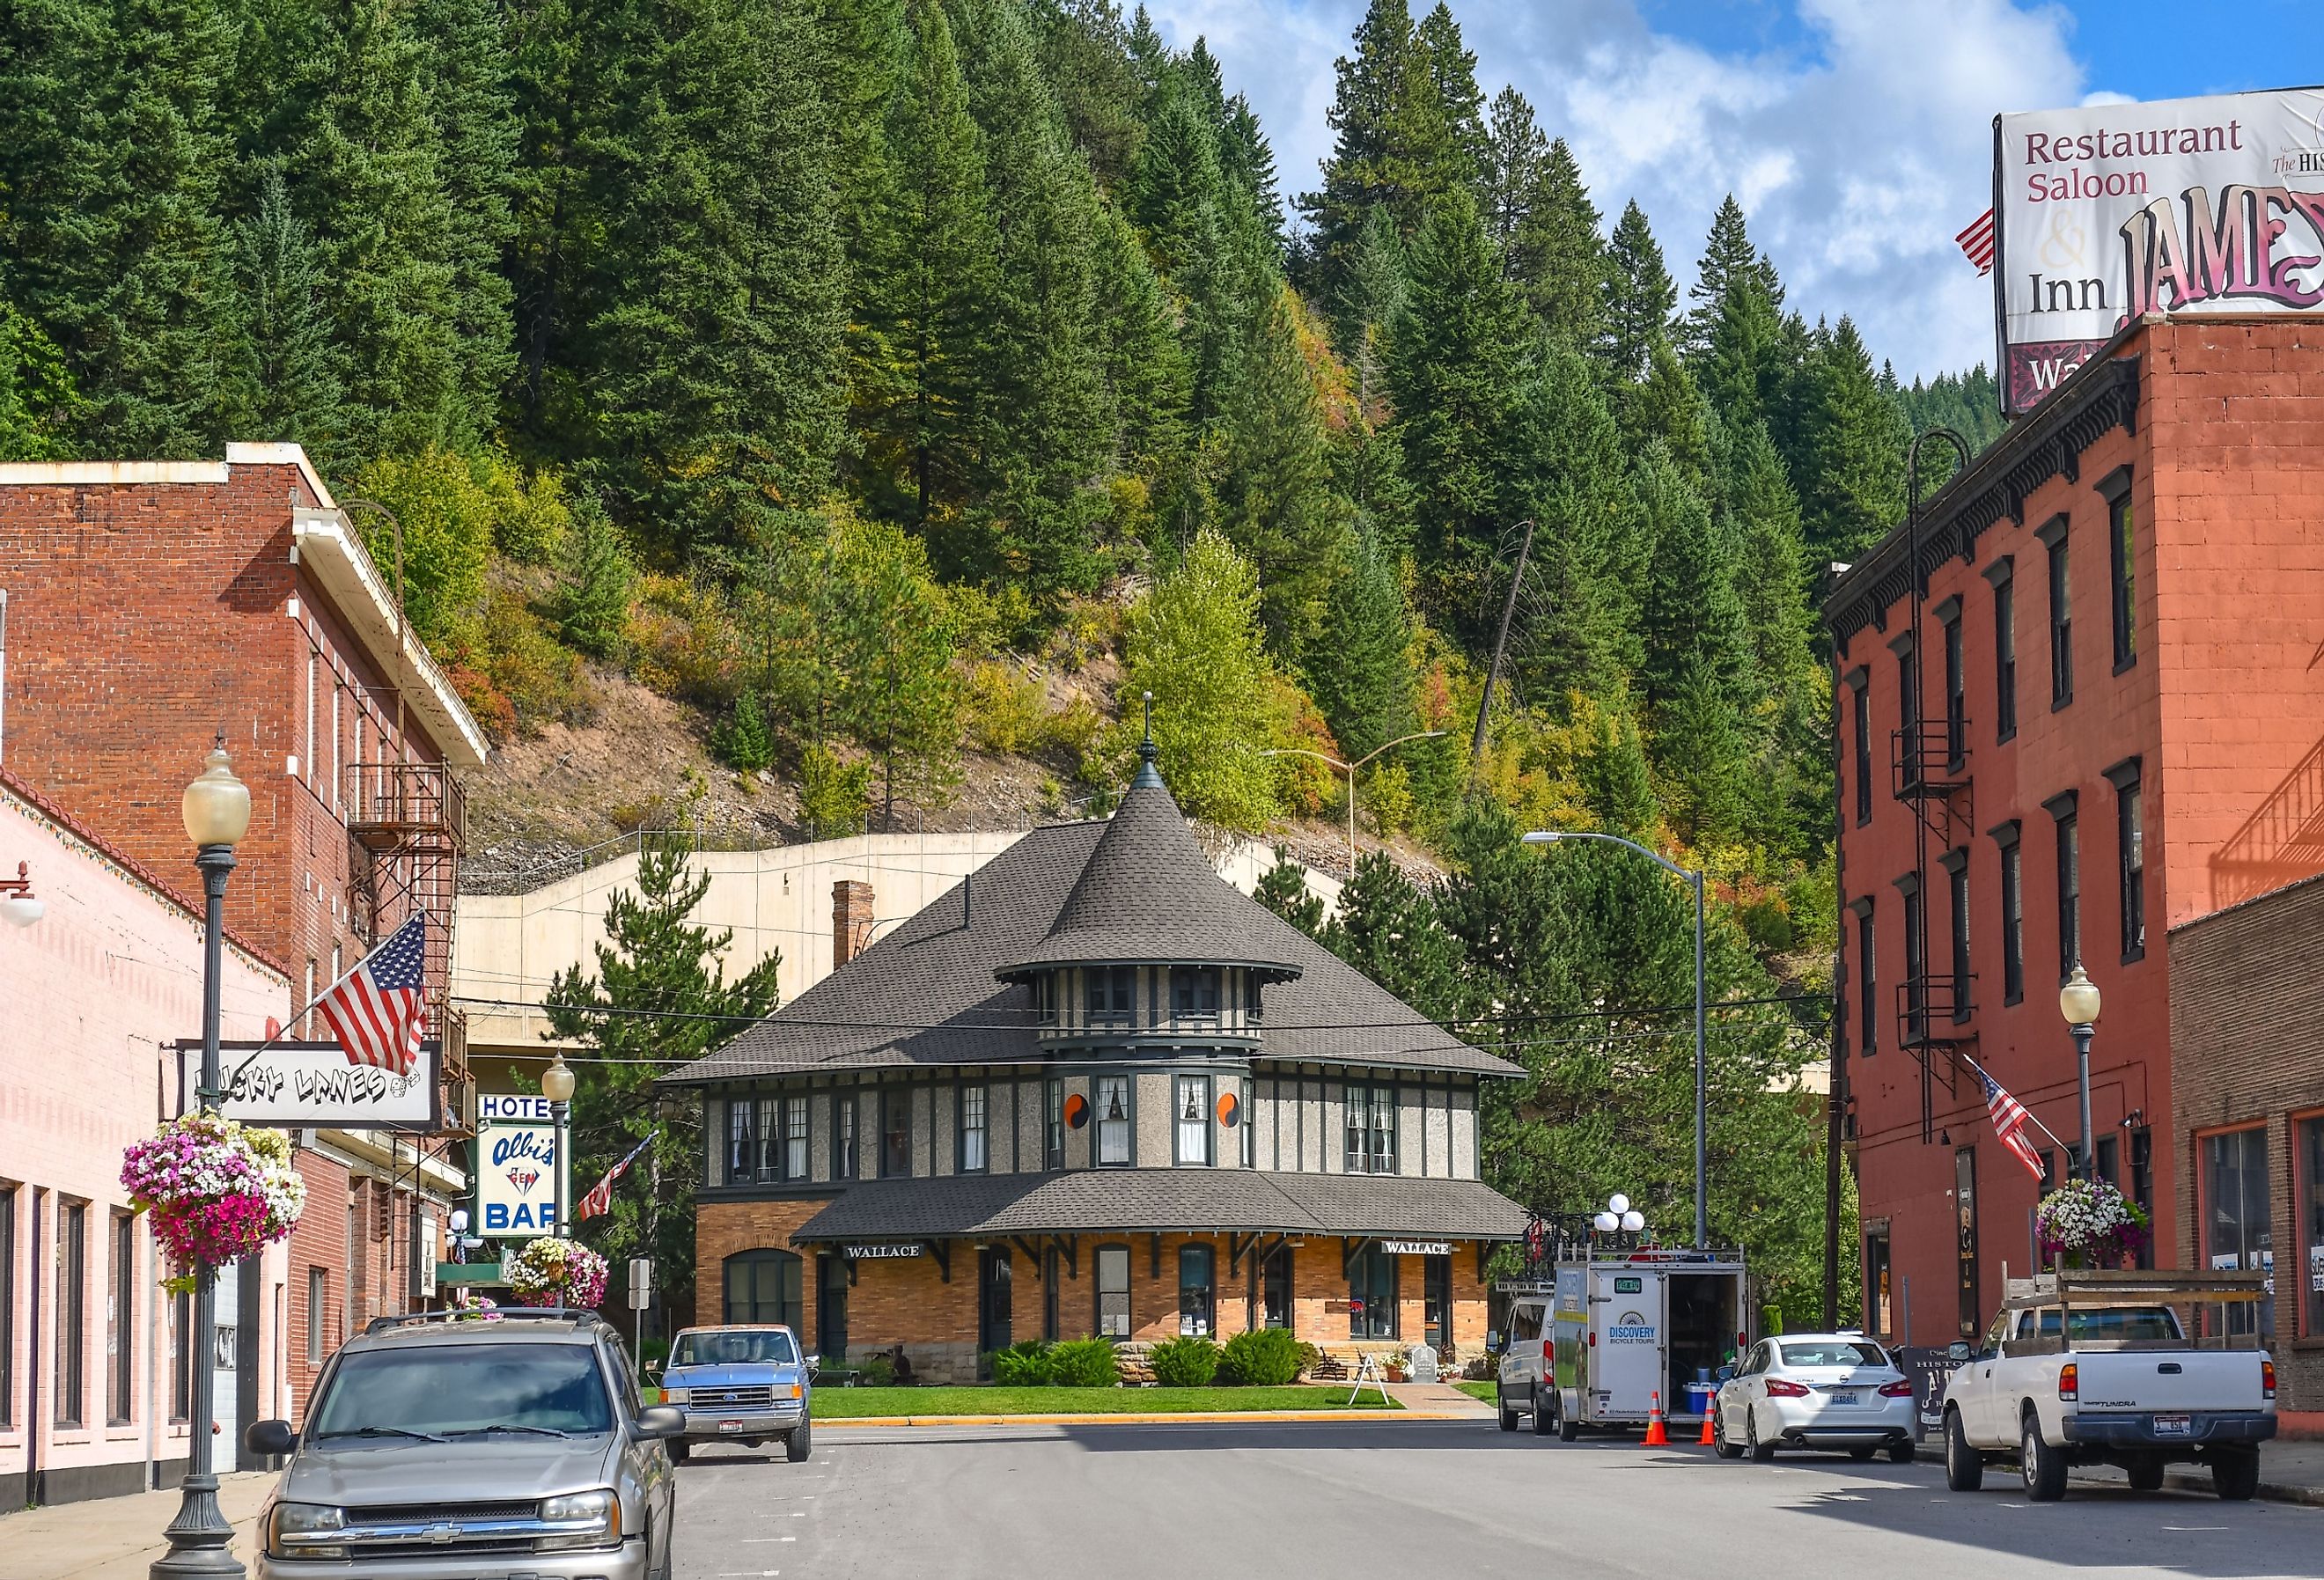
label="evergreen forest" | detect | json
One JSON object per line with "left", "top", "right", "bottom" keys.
{"left": 0, "top": 0, "right": 2020, "bottom": 1318}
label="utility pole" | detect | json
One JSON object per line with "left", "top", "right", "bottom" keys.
{"left": 1468, "top": 519, "right": 1535, "bottom": 769}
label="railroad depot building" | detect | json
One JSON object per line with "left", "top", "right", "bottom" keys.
{"left": 1826, "top": 316, "right": 2324, "bottom": 1356}
{"left": 662, "top": 746, "right": 1526, "bottom": 1381}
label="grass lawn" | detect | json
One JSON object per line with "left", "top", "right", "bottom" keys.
{"left": 810, "top": 1385, "right": 1402, "bottom": 1417}
{"left": 1452, "top": 1381, "right": 1497, "bottom": 1404}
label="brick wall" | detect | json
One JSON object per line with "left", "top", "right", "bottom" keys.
{"left": 2168, "top": 871, "right": 2324, "bottom": 1424}
{"left": 283, "top": 1154, "right": 352, "bottom": 1422}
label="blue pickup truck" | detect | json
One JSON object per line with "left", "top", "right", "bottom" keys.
{"left": 656, "top": 1325, "right": 814, "bottom": 1464}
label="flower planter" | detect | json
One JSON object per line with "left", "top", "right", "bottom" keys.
{"left": 121, "top": 1115, "right": 305, "bottom": 1292}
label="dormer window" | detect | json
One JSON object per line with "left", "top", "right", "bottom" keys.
{"left": 1033, "top": 973, "right": 1057, "bottom": 1025}
{"left": 1169, "top": 966, "right": 1221, "bottom": 1018}
{"left": 1086, "top": 966, "right": 1136, "bottom": 1025}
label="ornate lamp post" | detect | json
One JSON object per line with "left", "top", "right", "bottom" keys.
{"left": 153, "top": 740, "right": 251, "bottom": 1580}
{"left": 1524, "top": 829, "right": 1710, "bottom": 1248}
{"left": 542, "top": 1053, "right": 577, "bottom": 1239}
{"left": 2059, "top": 964, "right": 2102, "bottom": 1180}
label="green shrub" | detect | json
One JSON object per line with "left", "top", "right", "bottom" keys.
{"left": 988, "top": 1341, "right": 1054, "bottom": 1385}
{"left": 711, "top": 690, "right": 775, "bottom": 772}
{"left": 1045, "top": 1337, "right": 1120, "bottom": 1387}
{"left": 1149, "top": 1335, "right": 1221, "bottom": 1387}
{"left": 1217, "top": 1327, "right": 1300, "bottom": 1387}
{"left": 964, "top": 660, "right": 1048, "bottom": 754}
{"left": 855, "top": 1354, "right": 894, "bottom": 1387}
{"left": 1295, "top": 1341, "right": 1322, "bottom": 1378}
{"left": 555, "top": 494, "right": 631, "bottom": 658}
{"left": 797, "top": 741, "right": 872, "bottom": 839}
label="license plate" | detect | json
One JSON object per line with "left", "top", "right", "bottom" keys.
{"left": 1829, "top": 1391, "right": 1860, "bottom": 1406}
{"left": 2153, "top": 1414, "right": 2192, "bottom": 1437}
{"left": 718, "top": 1420, "right": 746, "bottom": 1433}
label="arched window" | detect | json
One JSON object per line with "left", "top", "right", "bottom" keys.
{"left": 724, "top": 1249, "right": 803, "bottom": 1328}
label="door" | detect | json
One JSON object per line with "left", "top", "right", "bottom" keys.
{"left": 816, "top": 1254, "right": 849, "bottom": 1363}
{"left": 1958, "top": 1310, "right": 2012, "bottom": 1444}
{"left": 1502, "top": 1300, "right": 1544, "bottom": 1393}
{"left": 1423, "top": 1256, "right": 1452, "bottom": 1356}
{"left": 978, "top": 1248, "right": 1012, "bottom": 1363}
{"left": 1593, "top": 1268, "right": 1665, "bottom": 1420}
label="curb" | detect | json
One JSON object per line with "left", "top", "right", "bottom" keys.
{"left": 2068, "top": 1467, "right": 2324, "bottom": 1510}
{"left": 814, "top": 1410, "right": 1480, "bottom": 1427}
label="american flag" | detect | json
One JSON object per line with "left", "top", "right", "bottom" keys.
{"left": 1957, "top": 208, "right": 1996, "bottom": 276}
{"left": 1982, "top": 1072, "right": 2045, "bottom": 1181}
{"left": 316, "top": 913, "right": 428, "bottom": 1077}
{"left": 577, "top": 1134, "right": 653, "bottom": 1222}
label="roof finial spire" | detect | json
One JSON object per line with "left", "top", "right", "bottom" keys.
{"left": 1133, "top": 690, "right": 1163, "bottom": 788}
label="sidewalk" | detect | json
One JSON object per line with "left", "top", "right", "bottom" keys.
{"left": 2, "top": 1473, "right": 274, "bottom": 1580}
{"left": 2070, "top": 1438, "right": 2324, "bottom": 1507}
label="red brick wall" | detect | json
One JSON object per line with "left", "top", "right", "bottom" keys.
{"left": 283, "top": 1154, "right": 352, "bottom": 1422}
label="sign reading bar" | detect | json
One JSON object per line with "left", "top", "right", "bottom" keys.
{"left": 178, "top": 1040, "right": 440, "bottom": 1131}
{"left": 1992, "top": 87, "right": 2324, "bottom": 412}
{"left": 477, "top": 1118, "right": 566, "bottom": 1238}
{"left": 1379, "top": 1239, "right": 1453, "bottom": 1257}
{"left": 843, "top": 1244, "right": 925, "bottom": 1260}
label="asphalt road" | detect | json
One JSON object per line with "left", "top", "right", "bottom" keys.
{"left": 673, "top": 1421, "right": 2322, "bottom": 1580}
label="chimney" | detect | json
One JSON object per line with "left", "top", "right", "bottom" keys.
{"left": 833, "top": 879, "right": 874, "bottom": 966}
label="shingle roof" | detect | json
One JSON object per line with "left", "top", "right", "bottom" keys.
{"left": 787, "top": 1169, "right": 1529, "bottom": 1243}
{"left": 994, "top": 781, "right": 1305, "bottom": 980}
{"left": 660, "top": 778, "right": 1518, "bottom": 1084}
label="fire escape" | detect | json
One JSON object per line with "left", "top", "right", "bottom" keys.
{"left": 347, "top": 761, "right": 472, "bottom": 1131}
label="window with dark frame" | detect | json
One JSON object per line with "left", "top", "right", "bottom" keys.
{"left": 959, "top": 1084, "right": 989, "bottom": 1173}
{"left": 2298, "top": 1117, "right": 2324, "bottom": 1338}
{"left": 2202, "top": 1128, "right": 2272, "bottom": 1337}
{"left": 753, "top": 1096, "right": 780, "bottom": 1180}
{"left": 881, "top": 1086, "right": 912, "bottom": 1179}
{"left": 1044, "top": 1077, "right": 1064, "bottom": 1170}
{"left": 55, "top": 1200, "right": 85, "bottom": 1428}
{"left": 1942, "top": 607, "right": 1966, "bottom": 768}
{"left": 307, "top": 1268, "right": 326, "bottom": 1365}
{"left": 2045, "top": 524, "right": 2073, "bottom": 707}
{"left": 109, "top": 1212, "right": 134, "bottom": 1423}
{"left": 2054, "top": 804, "right": 2080, "bottom": 979}
{"left": 1864, "top": 1231, "right": 1893, "bottom": 1337}
{"left": 1096, "top": 1075, "right": 1132, "bottom": 1166}
{"left": 1996, "top": 827, "right": 2025, "bottom": 1004}
{"left": 1174, "top": 1074, "right": 1212, "bottom": 1165}
{"left": 2114, "top": 770, "right": 2145, "bottom": 960}
{"left": 835, "top": 1092, "right": 859, "bottom": 1180}
{"left": 1424, "top": 1255, "right": 1452, "bottom": 1352}
{"left": 728, "top": 1099, "right": 756, "bottom": 1182}
{"left": 723, "top": 1248, "right": 803, "bottom": 1328}
{"left": 1169, "top": 965, "right": 1221, "bottom": 1017}
{"left": 2129, "top": 1126, "right": 2155, "bottom": 1270}
{"left": 1988, "top": 559, "right": 2019, "bottom": 741}
{"left": 1240, "top": 1077, "right": 1255, "bottom": 1167}
{"left": 784, "top": 1095, "right": 809, "bottom": 1180}
{"left": 1178, "top": 1244, "right": 1215, "bottom": 1336}
{"left": 1855, "top": 905, "right": 1877, "bottom": 1057}
{"left": 1850, "top": 678, "right": 1872, "bottom": 823}
{"left": 1900, "top": 876, "right": 1925, "bottom": 1040}
{"left": 1348, "top": 1244, "right": 1398, "bottom": 1340}
{"left": 1898, "top": 642, "right": 1919, "bottom": 733}
{"left": 1085, "top": 965, "right": 1136, "bottom": 1024}
{"left": 1262, "top": 1246, "right": 1293, "bottom": 1330}
{"left": 2105, "top": 472, "right": 2136, "bottom": 669}
{"left": 1945, "top": 854, "right": 1971, "bottom": 1021}
{"left": 1343, "top": 1083, "right": 1396, "bottom": 1173}
{"left": 1096, "top": 1244, "right": 1131, "bottom": 1338}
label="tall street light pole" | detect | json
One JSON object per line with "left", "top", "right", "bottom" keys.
{"left": 2058, "top": 964, "right": 2102, "bottom": 1180}
{"left": 543, "top": 1053, "right": 577, "bottom": 1243}
{"left": 1260, "top": 731, "right": 1446, "bottom": 874}
{"left": 155, "top": 741, "right": 251, "bottom": 1580}
{"left": 1523, "top": 829, "right": 1709, "bottom": 1249}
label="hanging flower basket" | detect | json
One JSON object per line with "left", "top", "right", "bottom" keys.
{"left": 2035, "top": 1177, "right": 2151, "bottom": 1268}
{"left": 121, "top": 1115, "right": 306, "bottom": 1294}
{"left": 504, "top": 1237, "right": 609, "bottom": 1308}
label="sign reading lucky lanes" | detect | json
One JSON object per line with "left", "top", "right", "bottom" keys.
{"left": 844, "top": 1244, "right": 926, "bottom": 1260}
{"left": 177, "top": 1040, "right": 440, "bottom": 1131}
{"left": 1379, "top": 1239, "right": 1453, "bottom": 1256}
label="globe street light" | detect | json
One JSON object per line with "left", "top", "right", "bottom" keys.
{"left": 1524, "top": 830, "right": 1709, "bottom": 1248}
{"left": 1259, "top": 731, "right": 1448, "bottom": 873}
{"left": 154, "top": 739, "right": 250, "bottom": 1580}
{"left": 542, "top": 1054, "right": 577, "bottom": 1240}
{"left": 0, "top": 861, "right": 43, "bottom": 928}
{"left": 2059, "top": 964, "right": 2102, "bottom": 1181}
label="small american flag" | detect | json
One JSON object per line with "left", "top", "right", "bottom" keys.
{"left": 316, "top": 913, "right": 428, "bottom": 1077}
{"left": 1957, "top": 208, "right": 1996, "bottom": 276}
{"left": 577, "top": 1134, "right": 653, "bottom": 1222}
{"left": 1982, "top": 1072, "right": 2044, "bottom": 1181}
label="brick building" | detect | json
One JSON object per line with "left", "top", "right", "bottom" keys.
{"left": 663, "top": 743, "right": 1526, "bottom": 1382}
{"left": 0, "top": 444, "right": 488, "bottom": 1424}
{"left": 1825, "top": 316, "right": 2324, "bottom": 1351}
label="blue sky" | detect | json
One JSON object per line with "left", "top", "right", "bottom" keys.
{"left": 1143, "top": 1, "right": 2324, "bottom": 380}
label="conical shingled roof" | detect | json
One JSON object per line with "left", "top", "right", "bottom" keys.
{"left": 993, "top": 772, "right": 1305, "bottom": 982}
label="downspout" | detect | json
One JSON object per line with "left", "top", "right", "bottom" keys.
{"left": 26, "top": 1189, "right": 42, "bottom": 1503}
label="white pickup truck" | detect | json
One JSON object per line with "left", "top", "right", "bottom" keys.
{"left": 1940, "top": 1270, "right": 2276, "bottom": 1502}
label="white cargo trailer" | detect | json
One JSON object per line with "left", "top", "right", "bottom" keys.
{"left": 1494, "top": 1248, "right": 1749, "bottom": 1437}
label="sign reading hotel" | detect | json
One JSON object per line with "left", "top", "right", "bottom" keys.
{"left": 1992, "top": 85, "right": 2324, "bottom": 413}
{"left": 477, "top": 1092, "right": 568, "bottom": 1238}
{"left": 179, "top": 1040, "right": 439, "bottom": 1131}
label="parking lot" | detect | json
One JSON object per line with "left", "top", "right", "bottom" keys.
{"left": 673, "top": 1420, "right": 2323, "bottom": 1580}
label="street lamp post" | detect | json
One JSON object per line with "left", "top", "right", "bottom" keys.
{"left": 542, "top": 1053, "right": 577, "bottom": 1241}
{"left": 154, "top": 741, "right": 251, "bottom": 1580}
{"left": 1260, "top": 731, "right": 1447, "bottom": 873}
{"left": 1523, "top": 829, "right": 1709, "bottom": 1249}
{"left": 2059, "top": 964, "right": 2102, "bottom": 1180}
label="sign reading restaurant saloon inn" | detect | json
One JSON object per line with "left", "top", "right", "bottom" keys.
{"left": 660, "top": 738, "right": 1530, "bottom": 1382}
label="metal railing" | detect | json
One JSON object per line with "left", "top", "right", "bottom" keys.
{"left": 1890, "top": 722, "right": 1970, "bottom": 799}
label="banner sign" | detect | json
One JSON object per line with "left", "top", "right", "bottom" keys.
{"left": 1993, "top": 86, "right": 2324, "bottom": 413}
{"left": 843, "top": 1244, "right": 924, "bottom": 1260}
{"left": 177, "top": 1040, "right": 440, "bottom": 1131}
{"left": 477, "top": 1113, "right": 568, "bottom": 1238}
{"left": 1379, "top": 1239, "right": 1453, "bottom": 1256}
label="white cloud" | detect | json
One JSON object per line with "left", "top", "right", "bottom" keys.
{"left": 1142, "top": 0, "right": 2092, "bottom": 380}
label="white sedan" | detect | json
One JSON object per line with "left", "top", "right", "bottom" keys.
{"left": 1713, "top": 1333, "right": 1917, "bottom": 1463}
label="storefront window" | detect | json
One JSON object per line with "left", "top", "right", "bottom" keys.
{"left": 2299, "top": 1118, "right": 2324, "bottom": 1338}
{"left": 1349, "top": 1244, "right": 1397, "bottom": 1340}
{"left": 1178, "top": 1245, "right": 1214, "bottom": 1336}
{"left": 2203, "top": 1128, "right": 2272, "bottom": 1337}
{"left": 1175, "top": 1075, "right": 1211, "bottom": 1165}
{"left": 1096, "top": 1244, "right": 1131, "bottom": 1338}
{"left": 1097, "top": 1076, "right": 1131, "bottom": 1166}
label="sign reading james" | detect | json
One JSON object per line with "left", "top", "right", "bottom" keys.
{"left": 1379, "top": 1239, "right": 1453, "bottom": 1256}
{"left": 178, "top": 1040, "right": 439, "bottom": 1131}
{"left": 1993, "top": 86, "right": 2324, "bottom": 413}
{"left": 477, "top": 1093, "right": 569, "bottom": 1238}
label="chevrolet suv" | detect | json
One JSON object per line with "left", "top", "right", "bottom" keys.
{"left": 243, "top": 1309, "right": 681, "bottom": 1580}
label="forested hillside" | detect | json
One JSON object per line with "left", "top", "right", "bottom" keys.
{"left": 0, "top": 0, "right": 2013, "bottom": 1311}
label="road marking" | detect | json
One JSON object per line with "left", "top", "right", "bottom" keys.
{"left": 2163, "top": 1526, "right": 2228, "bottom": 1532}
{"left": 744, "top": 1537, "right": 799, "bottom": 1543}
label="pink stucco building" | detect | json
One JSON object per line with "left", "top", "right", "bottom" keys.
{"left": 0, "top": 768, "right": 290, "bottom": 1506}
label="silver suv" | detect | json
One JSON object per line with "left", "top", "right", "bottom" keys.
{"left": 243, "top": 1309, "right": 681, "bottom": 1580}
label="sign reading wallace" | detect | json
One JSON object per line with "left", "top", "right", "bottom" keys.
{"left": 1993, "top": 86, "right": 2324, "bottom": 413}
{"left": 178, "top": 1040, "right": 439, "bottom": 1131}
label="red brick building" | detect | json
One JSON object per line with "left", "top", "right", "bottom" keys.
{"left": 1825, "top": 317, "right": 2324, "bottom": 1349}
{"left": 0, "top": 444, "right": 488, "bottom": 1424}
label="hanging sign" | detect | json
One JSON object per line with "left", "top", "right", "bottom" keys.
{"left": 1380, "top": 1239, "right": 1453, "bottom": 1257}
{"left": 843, "top": 1244, "right": 925, "bottom": 1260}
{"left": 476, "top": 1103, "right": 568, "bottom": 1238}
{"left": 177, "top": 1040, "right": 440, "bottom": 1131}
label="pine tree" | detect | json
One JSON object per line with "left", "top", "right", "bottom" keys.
{"left": 828, "top": 510, "right": 963, "bottom": 822}
{"left": 1089, "top": 199, "right": 1191, "bottom": 496}
{"left": 1628, "top": 334, "right": 1714, "bottom": 487}
{"left": 1212, "top": 285, "right": 1342, "bottom": 661}
{"left": 1600, "top": 199, "right": 1674, "bottom": 383}
{"left": 1307, "top": 523, "right": 1416, "bottom": 762}
{"left": 1217, "top": 92, "right": 1286, "bottom": 254}
{"left": 1481, "top": 87, "right": 1546, "bottom": 267}
{"left": 0, "top": 285, "right": 84, "bottom": 459}
{"left": 555, "top": 491, "right": 635, "bottom": 659}
{"left": 1029, "top": 0, "right": 1144, "bottom": 189}
{"left": 1635, "top": 441, "right": 1751, "bottom": 717}
{"left": 1298, "top": 0, "right": 1415, "bottom": 290}
{"left": 1680, "top": 193, "right": 1778, "bottom": 358}
{"left": 1122, "top": 528, "right": 1283, "bottom": 830}
{"left": 1328, "top": 849, "right": 1465, "bottom": 1023}
{"left": 408, "top": 0, "right": 519, "bottom": 436}
{"left": 222, "top": 172, "right": 350, "bottom": 473}
{"left": 1726, "top": 417, "right": 1813, "bottom": 688}
{"left": 1514, "top": 138, "right": 1606, "bottom": 350}
{"left": 1798, "top": 314, "right": 1908, "bottom": 564}
{"left": 544, "top": 840, "right": 783, "bottom": 1324}
{"left": 1254, "top": 847, "right": 1327, "bottom": 937}
{"left": 1413, "top": 2, "right": 1486, "bottom": 187}
{"left": 1696, "top": 264, "right": 1787, "bottom": 439}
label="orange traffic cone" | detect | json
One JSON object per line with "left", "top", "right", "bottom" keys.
{"left": 1697, "top": 1401, "right": 1717, "bottom": 1446}
{"left": 1643, "top": 1390, "right": 1669, "bottom": 1446}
